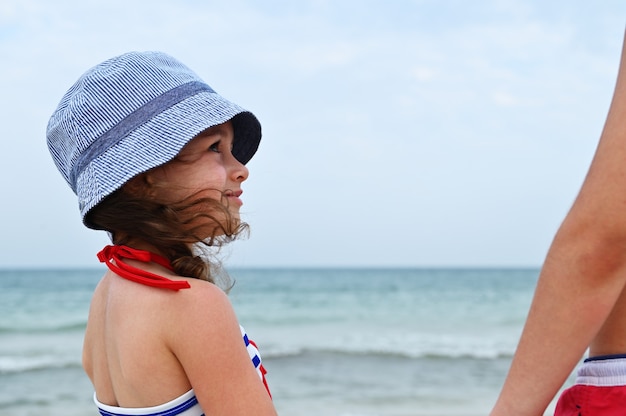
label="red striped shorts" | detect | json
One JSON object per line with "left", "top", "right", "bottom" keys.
{"left": 554, "top": 356, "right": 626, "bottom": 415}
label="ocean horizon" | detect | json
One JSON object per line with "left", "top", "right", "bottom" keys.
{"left": 0, "top": 266, "right": 577, "bottom": 416}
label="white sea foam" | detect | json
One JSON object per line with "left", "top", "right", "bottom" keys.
{"left": 0, "top": 354, "right": 80, "bottom": 373}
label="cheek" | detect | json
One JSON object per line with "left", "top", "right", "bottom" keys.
{"left": 151, "top": 163, "right": 228, "bottom": 203}
{"left": 196, "top": 167, "right": 227, "bottom": 190}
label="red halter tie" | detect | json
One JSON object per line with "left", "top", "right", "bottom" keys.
{"left": 97, "top": 245, "right": 191, "bottom": 290}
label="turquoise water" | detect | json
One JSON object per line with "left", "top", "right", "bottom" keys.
{"left": 0, "top": 267, "right": 571, "bottom": 415}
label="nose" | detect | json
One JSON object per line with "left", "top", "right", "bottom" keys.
{"left": 231, "top": 157, "right": 249, "bottom": 182}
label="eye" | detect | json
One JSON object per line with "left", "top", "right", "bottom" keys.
{"left": 208, "top": 140, "right": 221, "bottom": 153}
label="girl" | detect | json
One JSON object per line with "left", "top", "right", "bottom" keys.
{"left": 491, "top": 29, "right": 626, "bottom": 416}
{"left": 47, "top": 51, "right": 277, "bottom": 416}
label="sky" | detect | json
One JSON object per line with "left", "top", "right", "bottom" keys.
{"left": 1, "top": 0, "right": 625, "bottom": 268}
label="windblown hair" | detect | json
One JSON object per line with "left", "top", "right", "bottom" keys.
{"left": 85, "top": 176, "right": 248, "bottom": 289}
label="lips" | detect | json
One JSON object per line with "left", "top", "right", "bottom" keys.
{"left": 225, "top": 189, "right": 243, "bottom": 206}
{"left": 224, "top": 189, "right": 242, "bottom": 197}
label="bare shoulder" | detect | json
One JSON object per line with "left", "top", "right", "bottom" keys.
{"left": 168, "top": 278, "right": 234, "bottom": 321}
{"left": 164, "top": 278, "right": 241, "bottom": 353}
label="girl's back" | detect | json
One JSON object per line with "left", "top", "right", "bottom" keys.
{"left": 84, "top": 268, "right": 193, "bottom": 407}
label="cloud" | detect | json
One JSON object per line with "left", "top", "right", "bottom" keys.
{"left": 412, "top": 67, "right": 436, "bottom": 82}
{"left": 1, "top": 0, "right": 625, "bottom": 267}
{"left": 492, "top": 91, "right": 518, "bottom": 107}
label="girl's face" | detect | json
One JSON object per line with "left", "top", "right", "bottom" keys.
{"left": 147, "top": 121, "right": 249, "bottom": 221}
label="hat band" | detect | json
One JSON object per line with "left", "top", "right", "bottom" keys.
{"left": 69, "top": 80, "right": 215, "bottom": 191}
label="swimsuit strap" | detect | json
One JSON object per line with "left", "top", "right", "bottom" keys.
{"left": 245, "top": 335, "right": 271, "bottom": 398}
{"left": 97, "top": 245, "right": 191, "bottom": 291}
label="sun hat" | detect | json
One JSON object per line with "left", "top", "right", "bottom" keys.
{"left": 46, "top": 51, "right": 261, "bottom": 229}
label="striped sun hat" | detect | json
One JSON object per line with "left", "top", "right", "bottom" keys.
{"left": 46, "top": 51, "right": 261, "bottom": 229}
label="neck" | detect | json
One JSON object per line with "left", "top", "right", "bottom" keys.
{"left": 113, "top": 237, "right": 167, "bottom": 258}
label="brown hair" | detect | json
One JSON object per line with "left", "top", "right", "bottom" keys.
{"left": 85, "top": 175, "right": 247, "bottom": 288}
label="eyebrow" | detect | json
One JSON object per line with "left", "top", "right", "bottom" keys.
{"left": 196, "top": 123, "right": 231, "bottom": 139}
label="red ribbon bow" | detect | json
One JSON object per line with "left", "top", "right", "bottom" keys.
{"left": 97, "top": 245, "right": 191, "bottom": 290}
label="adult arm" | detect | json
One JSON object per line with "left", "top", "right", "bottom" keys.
{"left": 491, "top": 29, "right": 626, "bottom": 416}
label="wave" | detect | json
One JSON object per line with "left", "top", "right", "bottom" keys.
{"left": 1, "top": 343, "right": 513, "bottom": 376}
{"left": 0, "top": 321, "right": 86, "bottom": 334}
{"left": 259, "top": 344, "right": 515, "bottom": 361}
{"left": 0, "top": 345, "right": 514, "bottom": 378}
{"left": 253, "top": 327, "right": 519, "bottom": 361}
{"left": 0, "top": 355, "right": 81, "bottom": 374}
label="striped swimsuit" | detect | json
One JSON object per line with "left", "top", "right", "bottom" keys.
{"left": 93, "top": 245, "right": 270, "bottom": 416}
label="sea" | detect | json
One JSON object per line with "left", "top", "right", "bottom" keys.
{"left": 0, "top": 267, "right": 579, "bottom": 416}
